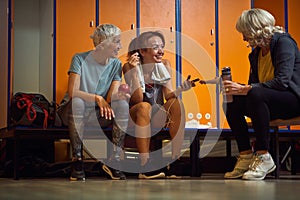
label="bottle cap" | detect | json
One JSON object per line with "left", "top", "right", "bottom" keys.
{"left": 222, "top": 67, "right": 231, "bottom": 75}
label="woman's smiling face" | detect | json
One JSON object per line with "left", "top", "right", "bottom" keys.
{"left": 140, "top": 35, "right": 165, "bottom": 64}
{"left": 106, "top": 35, "right": 122, "bottom": 58}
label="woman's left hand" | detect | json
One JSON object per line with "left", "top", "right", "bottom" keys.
{"left": 180, "top": 80, "right": 193, "bottom": 91}
{"left": 180, "top": 75, "right": 199, "bottom": 91}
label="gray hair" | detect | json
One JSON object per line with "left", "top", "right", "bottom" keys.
{"left": 90, "top": 24, "right": 121, "bottom": 47}
{"left": 236, "top": 8, "right": 285, "bottom": 47}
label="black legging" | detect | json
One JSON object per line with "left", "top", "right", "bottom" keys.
{"left": 223, "top": 87, "right": 300, "bottom": 152}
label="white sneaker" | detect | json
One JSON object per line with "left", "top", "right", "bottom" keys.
{"left": 224, "top": 153, "right": 253, "bottom": 179}
{"left": 242, "top": 153, "right": 276, "bottom": 180}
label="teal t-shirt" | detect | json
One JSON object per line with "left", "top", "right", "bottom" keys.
{"left": 63, "top": 51, "right": 122, "bottom": 103}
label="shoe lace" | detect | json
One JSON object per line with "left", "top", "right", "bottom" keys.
{"left": 234, "top": 156, "right": 242, "bottom": 167}
{"left": 235, "top": 156, "right": 249, "bottom": 167}
{"left": 249, "top": 155, "right": 262, "bottom": 171}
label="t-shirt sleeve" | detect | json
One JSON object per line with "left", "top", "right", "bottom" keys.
{"left": 68, "top": 54, "right": 82, "bottom": 75}
{"left": 113, "top": 60, "right": 122, "bottom": 81}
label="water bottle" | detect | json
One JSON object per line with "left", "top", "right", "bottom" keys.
{"left": 221, "top": 66, "right": 233, "bottom": 103}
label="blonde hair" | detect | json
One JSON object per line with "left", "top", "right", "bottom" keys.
{"left": 90, "top": 24, "right": 121, "bottom": 47}
{"left": 236, "top": 8, "right": 285, "bottom": 47}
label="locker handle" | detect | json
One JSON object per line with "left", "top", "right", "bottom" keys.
{"left": 90, "top": 21, "right": 94, "bottom": 27}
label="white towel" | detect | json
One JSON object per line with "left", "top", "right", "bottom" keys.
{"left": 151, "top": 62, "right": 171, "bottom": 84}
{"left": 137, "top": 63, "right": 171, "bottom": 93}
{"left": 136, "top": 63, "right": 146, "bottom": 92}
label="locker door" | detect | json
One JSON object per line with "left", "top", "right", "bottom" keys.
{"left": 254, "top": 0, "right": 285, "bottom": 27}
{"left": 288, "top": 0, "right": 300, "bottom": 130}
{"left": 182, "top": 0, "right": 216, "bottom": 128}
{"left": 56, "top": 0, "right": 96, "bottom": 102}
{"left": 140, "top": 0, "right": 176, "bottom": 88}
{"left": 98, "top": 0, "right": 136, "bottom": 68}
{"left": 218, "top": 0, "right": 251, "bottom": 128}
{"left": 288, "top": 0, "right": 300, "bottom": 45}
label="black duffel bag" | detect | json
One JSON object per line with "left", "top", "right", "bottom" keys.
{"left": 11, "top": 92, "right": 53, "bottom": 128}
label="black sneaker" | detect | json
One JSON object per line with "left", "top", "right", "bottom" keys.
{"left": 138, "top": 160, "right": 165, "bottom": 179}
{"left": 70, "top": 160, "right": 86, "bottom": 181}
{"left": 102, "top": 164, "right": 126, "bottom": 180}
{"left": 164, "top": 159, "right": 183, "bottom": 179}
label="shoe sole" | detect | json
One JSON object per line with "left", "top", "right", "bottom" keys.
{"left": 138, "top": 172, "right": 166, "bottom": 179}
{"left": 242, "top": 165, "right": 276, "bottom": 180}
{"left": 102, "top": 164, "right": 123, "bottom": 180}
{"left": 224, "top": 174, "right": 244, "bottom": 179}
{"left": 69, "top": 176, "right": 85, "bottom": 181}
{"left": 166, "top": 175, "right": 181, "bottom": 179}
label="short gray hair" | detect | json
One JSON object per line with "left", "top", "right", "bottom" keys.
{"left": 236, "top": 8, "right": 284, "bottom": 47}
{"left": 90, "top": 24, "right": 121, "bottom": 47}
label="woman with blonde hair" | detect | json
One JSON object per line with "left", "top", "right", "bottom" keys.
{"left": 223, "top": 8, "right": 300, "bottom": 180}
{"left": 59, "top": 24, "right": 129, "bottom": 181}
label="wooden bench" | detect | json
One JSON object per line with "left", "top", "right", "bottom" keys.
{"left": 225, "top": 116, "right": 300, "bottom": 179}
{"left": 0, "top": 127, "right": 70, "bottom": 180}
{"left": 268, "top": 116, "right": 300, "bottom": 178}
{"left": 2, "top": 116, "right": 298, "bottom": 180}
{"left": 0, "top": 126, "right": 201, "bottom": 179}
{"left": 196, "top": 116, "right": 300, "bottom": 179}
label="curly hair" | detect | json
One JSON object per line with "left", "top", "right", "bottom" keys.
{"left": 90, "top": 24, "right": 121, "bottom": 47}
{"left": 236, "top": 8, "right": 285, "bottom": 47}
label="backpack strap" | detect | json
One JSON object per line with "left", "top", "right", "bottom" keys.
{"left": 16, "top": 97, "right": 36, "bottom": 122}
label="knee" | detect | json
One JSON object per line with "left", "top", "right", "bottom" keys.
{"left": 247, "top": 87, "right": 265, "bottom": 104}
{"left": 167, "top": 98, "right": 185, "bottom": 114}
{"left": 70, "top": 97, "right": 85, "bottom": 115}
{"left": 112, "top": 100, "right": 129, "bottom": 113}
{"left": 113, "top": 100, "right": 129, "bottom": 120}
{"left": 135, "top": 102, "right": 152, "bottom": 118}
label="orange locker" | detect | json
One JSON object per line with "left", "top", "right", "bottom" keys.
{"left": 56, "top": 0, "right": 96, "bottom": 103}
{"left": 288, "top": 0, "right": 300, "bottom": 130}
{"left": 98, "top": 0, "right": 136, "bottom": 67}
{"left": 254, "top": 0, "right": 285, "bottom": 27}
{"left": 288, "top": 0, "right": 300, "bottom": 46}
{"left": 140, "top": 0, "right": 177, "bottom": 89}
{"left": 254, "top": 0, "right": 300, "bottom": 131}
{"left": 181, "top": 0, "right": 217, "bottom": 128}
{"left": 218, "top": 0, "right": 252, "bottom": 128}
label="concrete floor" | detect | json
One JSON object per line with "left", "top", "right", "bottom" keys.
{"left": 1, "top": 173, "right": 300, "bottom": 200}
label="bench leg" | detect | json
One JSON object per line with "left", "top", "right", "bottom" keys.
{"left": 190, "top": 132, "right": 201, "bottom": 177}
{"left": 291, "top": 141, "right": 297, "bottom": 175}
{"left": 274, "top": 131, "right": 280, "bottom": 179}
{"left": 13, "top": 138, "right": 20, "bottom": 180}
{"left": 226, "top": 137, "right": 232, "bottom": 158}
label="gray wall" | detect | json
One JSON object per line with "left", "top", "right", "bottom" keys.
{"left": 13, "top": 0, "right": 53, "bottom": 101}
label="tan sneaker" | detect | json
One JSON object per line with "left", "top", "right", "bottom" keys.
{"left": 224, "top": 153, "right": 253, "bottom": 179}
